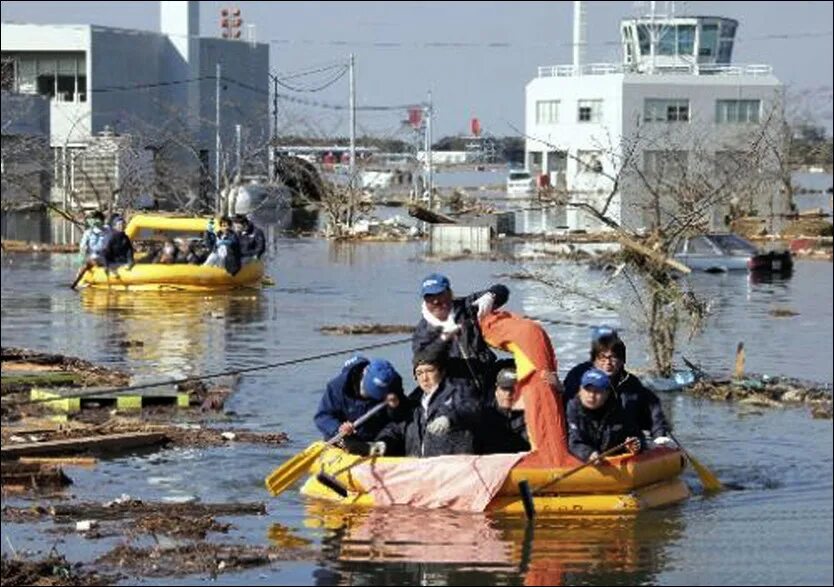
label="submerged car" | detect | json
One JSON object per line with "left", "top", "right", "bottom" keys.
{"left": 674, "top": 233, "right": 793, "bottom": 274}
{"left": 506, "top": 170, "right": 535, "bottom": 195}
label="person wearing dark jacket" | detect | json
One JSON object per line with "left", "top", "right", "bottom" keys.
{"left": 562, "top": 328, "right": 674, "bottom": 447}
{"left": 203, "top": 216, "right": 242, "bottom": 276}
{"left": 232, "top": 214, "right": 266, "bottom": 261}
{"left": 372, "top": 352, "right": 481, "bottom": 458}
{"left": 102, "top": 215, "right": 134, "bottom": 271}
{"left": 563, "top": 325, "right": 618, "bottom": 400}
{"left": 479, "top": 367, "right": 530, "bottom": 454}
{"left": 314, "top": 356, "right": 407, "bottom": 444}
{"left": 412, "top": 273, "right": 509, "bottom": 401}
{"left": 567, "top": 368, "right": 643, "bottom": 462}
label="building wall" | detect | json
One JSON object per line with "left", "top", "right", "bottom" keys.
{"left": 619, "top": 74, "right": 784, "bottom": 230}
{"left": 198, "top": 38, "right": 270, "bottom": 178}
{"left": 525, "top": 70, "right": 785, "bottom": 231}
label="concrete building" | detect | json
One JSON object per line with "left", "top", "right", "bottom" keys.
{"left": 525, "top": 2, "right": 786, "bottom": 232}
{"left": 1, "top": 1, "right": 269, "bottom": 212}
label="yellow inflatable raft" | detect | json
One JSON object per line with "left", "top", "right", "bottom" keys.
{"left": 78, "top": 215, "right": 265, "bottom": 291}
{"left": 298, "top": 445, "right": 690, "bottom": 515}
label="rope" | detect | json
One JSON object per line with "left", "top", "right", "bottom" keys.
{"left": 13, "top": 337, "right": 411, "bottom": 407}
{"left": 11, "top": 314, "right": 621, "bottom": 407}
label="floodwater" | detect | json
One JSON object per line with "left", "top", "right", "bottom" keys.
{"left": 1, "top": 233, "right": 832, "bottom": 585}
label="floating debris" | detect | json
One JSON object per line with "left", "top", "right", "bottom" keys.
{"left": 1, "top": 461, "right": 72, "bottom": 490}
{"left": 96, "top": 542, "right": 312, "bottom": 578}
{"left": 768, "top": 307, "right": 800, "bottom": 317}
{"left": 319, "top": 323, "right": 415, "bottom": 335}
{"left": 689, "top": 376, "right": 832, "bottom": 419}
{"left": 1, "top": 553, "right": 119, "bottom": 586}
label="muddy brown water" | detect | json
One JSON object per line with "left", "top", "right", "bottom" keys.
{"left": 1, "top": 238, "right": 831, "bottom": 585}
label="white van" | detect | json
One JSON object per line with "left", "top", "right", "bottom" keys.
{"left": 506, "top": 170, "right": 535, "bottom": 195}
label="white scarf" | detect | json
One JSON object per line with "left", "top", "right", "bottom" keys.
{"left": 421, "top": 301, "right": 458, "bottom": 333}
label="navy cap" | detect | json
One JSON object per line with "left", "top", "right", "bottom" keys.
{"left": 580, "top": 368, "right": 611, "bottom": 391}
{"left": 421, "top": 273, "right": 451, "bottom": 296}
{"left": 496, "top": 368, "right": 517, "bottom": 390}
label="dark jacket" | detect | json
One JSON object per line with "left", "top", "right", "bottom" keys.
{"left": 479, "top": 405, "right": 530, "bottom": 454}
{"left": 566, "top": 395, "right": 644, "bottom": 462}
{"left": 314, "top": 357, "right": 406, "bottom": 442}
{"left": 102, "top": 231, "right": 134, "bottom": 266}
{"left": 376, "top": 378, "right": 480, "bottom": 458}
{"left": 412, "top": 284, "right": 509, "bottom": 397}
{"left": 205, "top": 230, "right": 242, "bottom": 276}
{"left": 563, "top": 360, "right": 593, "bottom": 402}
{"left": 562, "top": 363, "right": 671, "bottom": 438}
{"left": 238, "top": 224, "right": 266, "bottom": 259}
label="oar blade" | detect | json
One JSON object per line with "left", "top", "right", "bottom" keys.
{"left": 689, "top": 453, "right": 724, "bottom": 492}
{"left": 265, "top": 442, "right": 326, "bottom": 497}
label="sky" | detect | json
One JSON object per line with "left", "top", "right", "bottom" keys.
{"left": 2, "top": 1, "right": 832, "bottom": 138}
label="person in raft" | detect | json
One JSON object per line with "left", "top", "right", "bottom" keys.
{"left": 313, "top": 356, "right": 407, "bottom": 448}
{"left": 562, "top": 327, "right": 675, "bottom": 449}
{"left": 566, "top": 368, "right": 644, "bottom": 462}
{"left": 478, "top": 367, "right": 530, "bottom": 454}
{"left": 369, "top": 350, "right": 481, "bottom": 458}
{"left": 412, "top": 273, "right": 509, "bottom": 402}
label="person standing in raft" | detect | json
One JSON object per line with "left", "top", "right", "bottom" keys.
{"left": 412, "top": 273, "right": 509, "bottom": 401}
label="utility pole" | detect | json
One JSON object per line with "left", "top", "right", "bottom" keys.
{"left": 235, "top": 123, "right": 242, "bottom": 184}
{"left": 271, "top": 74, "right": 278, "bottom": 141}
{"left": 426, "top": 90, "right": 433, "bottom": 209}
{"left": 348, "top": 53, "right": 356, "bottom": 183}
{"left": 215, "top": 61, "right": 222, "bottom": 214}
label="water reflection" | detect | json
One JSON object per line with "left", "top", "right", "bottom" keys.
{"left": 79, "top": 289, "right": 266, "bottom": 380}
{"left": 281, "top": 502, "right": 685, "bottom": 586}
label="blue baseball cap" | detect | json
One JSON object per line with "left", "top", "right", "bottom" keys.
{"left": 421, "top": 273, "right": 451, "bottom": 297}
{"left": 361, "top": 359, "right": 399, "bottom": 401}
{"left": 580, "top": 368, "right": 611, "bottom": 391}
{"left": 591, "top": 325, "right": 618, "bottom": 343}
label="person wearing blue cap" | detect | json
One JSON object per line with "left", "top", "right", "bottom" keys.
{"left": 563, "top": 328, "right": 674, "bottom": 448}
{"left": 566, "top": 368, "right": 643, "bottom": 462}
{"left": 371, "top": 349, "right": 480, "bottom": 457}
{"left": 413, "top": 273, "right": 509, "bottom": 399}
{"left": 314, "top": 356, "right": 407, "bottom": 445}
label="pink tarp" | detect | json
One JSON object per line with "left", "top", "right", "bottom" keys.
{"left": 353, "top": 452, "right": 525, "bottom": 512}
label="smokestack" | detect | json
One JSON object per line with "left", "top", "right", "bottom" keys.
{"left": 573, "top": 0, "right": 586, "bottom": 74}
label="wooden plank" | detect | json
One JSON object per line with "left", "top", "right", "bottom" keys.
{"left": 617, "top": 234, "right": 692, "bottom": 274}
{"left": 18, "top": 457, "right": 98, "bottom": 467}
{"left": 1, "top": 431, "right": 168, "bottom": 458}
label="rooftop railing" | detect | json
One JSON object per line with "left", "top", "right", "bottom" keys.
{"left": 537, "top": 63, "right": 773, "bottom": 78}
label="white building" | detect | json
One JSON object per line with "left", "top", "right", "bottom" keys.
{"left": 525, "top": 3, "right": 785, "bottom": 232}
{"left": 1, "top": 1, "right": 269, "bottom": 210}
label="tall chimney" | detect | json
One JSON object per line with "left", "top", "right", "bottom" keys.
{"left": 573, "top": 1, "right": 587, "bottom": 75}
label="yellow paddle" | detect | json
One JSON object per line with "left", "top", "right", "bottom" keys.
{"left": 670, "top": 432, "right": 723, "bottom": 492}
{"left": 265, "top": 402, "right": 387, "bottom": 497}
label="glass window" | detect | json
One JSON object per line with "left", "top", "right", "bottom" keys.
{"left": 687, "top": 236, "right": 718, "bottom": 255}
{"left": 716, "top": 100, "right": 761, "bottom": 123}
{"left": 535, "top": 100, "right": 559, "bottom": 125}
{"left": 710, "top": 234, "right": 758, "bottom": 254}
{"left": 578, "top": 99, "right": 603, "bottom": 123}
{"left": 700, "top": 24, "right": 718, "bottom": 57}
{"left": 718, "top": 40, "right": 733, "bottom": 63}
{"left": 637, "top": 24, "right": 651, "bottom": 55}
{"left": 644, "top": 99, "right": 689, "bottom": 123}
{"left": 678, "top": 25, "right": 696, "bottom": 55}
{"left": 658, "top": 26, "right": 676, "bottom": 55}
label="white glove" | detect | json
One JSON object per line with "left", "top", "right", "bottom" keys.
{"left": 368, "top": 441, "right": 387, "bottom": 456}
{"left": 426, "top": 415, "right": 451, "bottom": 436}
{"left": 652, "top": 436, "right": 676, "bottom": 448}
{"left": 439, "top": 320, "right": 461, "bottom": 341}
{"left": 474, "top": 293, "right": 496, "bottom": 321}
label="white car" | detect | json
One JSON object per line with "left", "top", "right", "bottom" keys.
{"left": 506, "top": 170, "right": 535, "bottom": 195}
